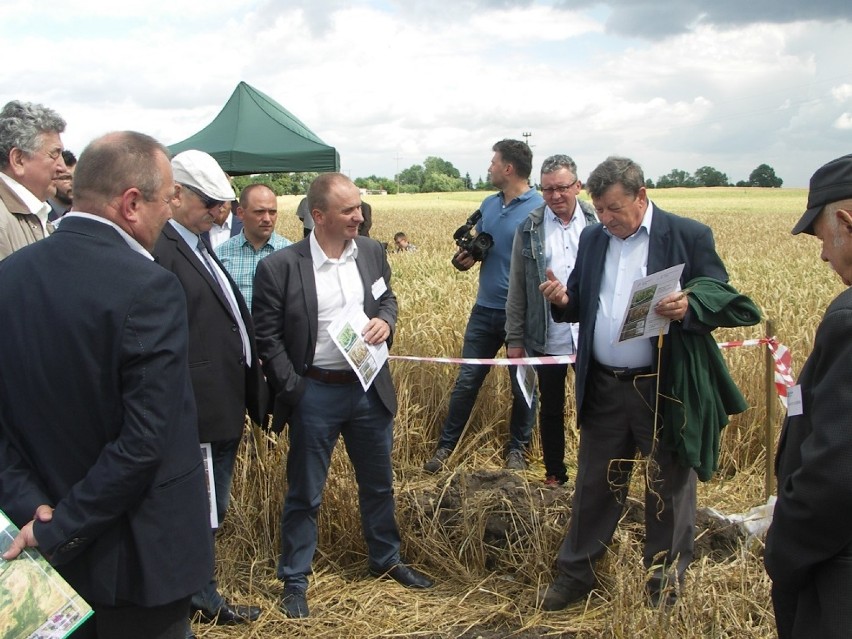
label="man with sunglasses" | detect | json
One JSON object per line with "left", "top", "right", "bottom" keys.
{"left": 153, "top": 150, "right": 266, "bottom": 638}
{"left": 505, "top": 155, "right": 597, "bottom": 487}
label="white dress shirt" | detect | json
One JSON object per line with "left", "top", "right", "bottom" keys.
{"left": 310, "top": 233, "right": 364, "bottom": 369}
{"left": 543, "top": 202, "right": 588, "bottom": 355}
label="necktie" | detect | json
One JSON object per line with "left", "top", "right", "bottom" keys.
{"left": 196, "top": 237, "right": 253, "bottom": 367}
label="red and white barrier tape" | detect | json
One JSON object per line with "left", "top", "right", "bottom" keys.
{"left": 390, "top": 336, "right": 796, "bottom": 407}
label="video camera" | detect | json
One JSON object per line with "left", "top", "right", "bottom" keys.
{"left": 451, "top": 209, "right": 493, "bottom": 271}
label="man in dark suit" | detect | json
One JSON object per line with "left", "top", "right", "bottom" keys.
{"left": 153, "top": 150, "right": 264, "bottom": 634}
{"left": 0, "top": 131, "right": 213, "bottom": 639}
{"left": 252, "top": 172, "right": 433, "bottom": 619}
{"left": 539, "top": 156, "right": 729, "bottom": 609}
{"left": 765, "top": 154, "right": 852, "bottom": 639}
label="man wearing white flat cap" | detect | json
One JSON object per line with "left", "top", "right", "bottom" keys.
{"left": 153, "top": 150, "right": 266, "bottom": 636}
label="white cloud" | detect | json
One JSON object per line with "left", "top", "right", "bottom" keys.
{"left": 0, "top": 2, "right": 849, "bottom": 187}
{"left": 835, "top": 113, "right": 852, "bottom": 130}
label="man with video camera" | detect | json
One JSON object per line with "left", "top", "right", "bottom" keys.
{"left": 424, "top": 139, "right": 544, "bottom": 473}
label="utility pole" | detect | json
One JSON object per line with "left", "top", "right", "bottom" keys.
{"left": 522, "top": 131, "right": 532, "bottom": 146}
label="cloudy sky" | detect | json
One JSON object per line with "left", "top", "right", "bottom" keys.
{"left": 2, "top": 0, "right": 851, "bottom": 187}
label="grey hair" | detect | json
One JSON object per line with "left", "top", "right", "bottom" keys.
{"left": 541, "top": 154, "right": 578, "bottom": 179}
{"left": 0, "top": 101, "right": 66, "bottom": 169}
{"left": 823, "top": 198, "right": 852, "bottom": 246}
{"left": 585, "top": 156, "right": 645, "bottom": 200}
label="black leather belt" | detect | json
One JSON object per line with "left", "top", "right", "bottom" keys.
{"left": 305, "top": 366, "right": 359, "bottom": 384}
{"left": 593, "top": 361, "right": 653, "bottom": 381}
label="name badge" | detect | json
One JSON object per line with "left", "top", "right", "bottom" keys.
{"left": 372, "top": 277, "right": 388, "bottom": 300}
{"left": 787, "top": 385, "right": 803, "bottom": 417}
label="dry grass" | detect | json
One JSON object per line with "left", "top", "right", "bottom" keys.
{"left": 196, "top": 188, "right": 835, "bottom": 638}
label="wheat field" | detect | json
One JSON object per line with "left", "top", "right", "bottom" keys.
{"left": 198, "top": 187, "right": 839, "bottom": 639}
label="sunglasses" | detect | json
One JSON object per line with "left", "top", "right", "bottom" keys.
{"left": 180, "top": 183, "right": 224, "bottom": 210}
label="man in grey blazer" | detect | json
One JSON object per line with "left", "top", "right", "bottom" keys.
{"left": 539, "top": 156, "right": 729, "bottom": 609}
{"left": 765, "top": 154, "right": 852, "bottom": 639}
{"left": 253, "top": 172, "right": 433, "bottom": 619}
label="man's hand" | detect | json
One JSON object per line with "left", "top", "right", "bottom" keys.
{"left": 2, "top": 504, "right": 53, "bottom": 560}
{"left": 506, "top": 347, "right": 525, "bottom": 360}
{"left": 451, "top": 249, "right": 475, "bottom": 271}
{"left": 362, "top": 318, "right": 391, "bottom": 345}
{"left": 654, "top": 291, "right": 688, "bottom": 322}
{"left": 539, "top": 268, "right": 569, "bottom": 308}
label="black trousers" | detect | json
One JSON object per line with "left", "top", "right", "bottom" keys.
{"left": 555, "top": 367, "right": 696, "bottom": 590}
{"left": 75, "top": 597, "right": 190, "bottom": 639}
{"left": 534, "top": 354, "right": 572, "bottom": 482}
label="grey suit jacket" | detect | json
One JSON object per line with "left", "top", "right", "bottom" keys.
{"left": 252, "top": 236, "right": 398, "bottom": 433}
{"left": 553, "top": 204, "right": 728, "bottom": 423}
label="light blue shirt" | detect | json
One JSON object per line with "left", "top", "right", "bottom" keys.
{"left": 476, "top": 188, "right": 544, "bottom": 309}
{"left": 592, "top": 202, "right": 655, "bottom": 368}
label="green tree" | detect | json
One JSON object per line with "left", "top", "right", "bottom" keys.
{"left": 645, "top": 178, "right": 655, "bottom": 189}
{"left": 422, "top": 172, "right": 465, "bottom": 192}
{"left": 398, "top": 165, "right": 425, "bottom": 190}
{"left": 748, "top": 164, "right": 783, "bottom": 188}
{"left": 656, "top": 169, "right": 696, "bottom": 188}
{"left": 694, "top": 166, "right": 730, "bottom": 187}
{"left": 423, "top": 156, "right": 460, "bottom": 179}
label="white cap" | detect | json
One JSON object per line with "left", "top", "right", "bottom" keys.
{"left": 171, "top": 150, "right": 235, "bottom": 200}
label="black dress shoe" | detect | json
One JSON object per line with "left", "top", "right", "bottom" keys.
{"left": 370, "top": 563, "right": 434, "bottom": 589}
{"left": 280, "top": 585, "right": 310, "bottom": 618}
{"left": 191, "top": 600, "right": 261, "bottom": 624}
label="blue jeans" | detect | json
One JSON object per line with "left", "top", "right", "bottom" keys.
{"left": 277, "top": 378, "right": 401, "bottom": 589}
{"left": 191, "top": 437, "right": 240, "bottom": 613}
{"left": 437, "top": 304, "right": 536, "bottom": 453}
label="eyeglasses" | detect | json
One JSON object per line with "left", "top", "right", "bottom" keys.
{"left": 180, "top": 183, "right": 223, "bottom": 210}
{"left": 541, "top": 180, "right": 578, "bottom": 196}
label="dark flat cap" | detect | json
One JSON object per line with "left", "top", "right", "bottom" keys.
{"left": 793, "top": 153, "right": 852, "bottom": 235}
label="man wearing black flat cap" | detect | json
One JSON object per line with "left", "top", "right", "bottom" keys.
{"left": 765, "top": 153, "right": 852, "bottom": 638}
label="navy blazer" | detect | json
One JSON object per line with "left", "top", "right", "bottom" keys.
{"left": 765, "top": 286, "right": 852, "bottom": 629}
{"left": 154, "top": 223, "right": 266, "bottom": 441}
{"left": 554, "top": 204, "right": 728, "bottom": 423}
{"left": 252, "top": 236, "right": 398, "bottom": 433}
{"left": 0, "top": 216, "right": 213, "bottom": 606}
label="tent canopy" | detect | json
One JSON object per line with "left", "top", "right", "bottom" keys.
{"left": 168, "top": 81, "right": 340, "bottom": 175}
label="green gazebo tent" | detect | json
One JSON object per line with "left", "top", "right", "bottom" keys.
{"left": 168, "top": 81, "right": 340, "bottom": 175}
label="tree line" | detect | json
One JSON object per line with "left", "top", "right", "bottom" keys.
{"left": 650, "top": 164, "right": 783, "bottom": 188}
{"left": 231, "top": 159, "right": 784, "bottom": 196}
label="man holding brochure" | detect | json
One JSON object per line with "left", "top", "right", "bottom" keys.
{"left": 538, "top": 156, "right": 729, "bottom": 610}
{"left": 252, "top": 172, "right": 433, "bottom": 620}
